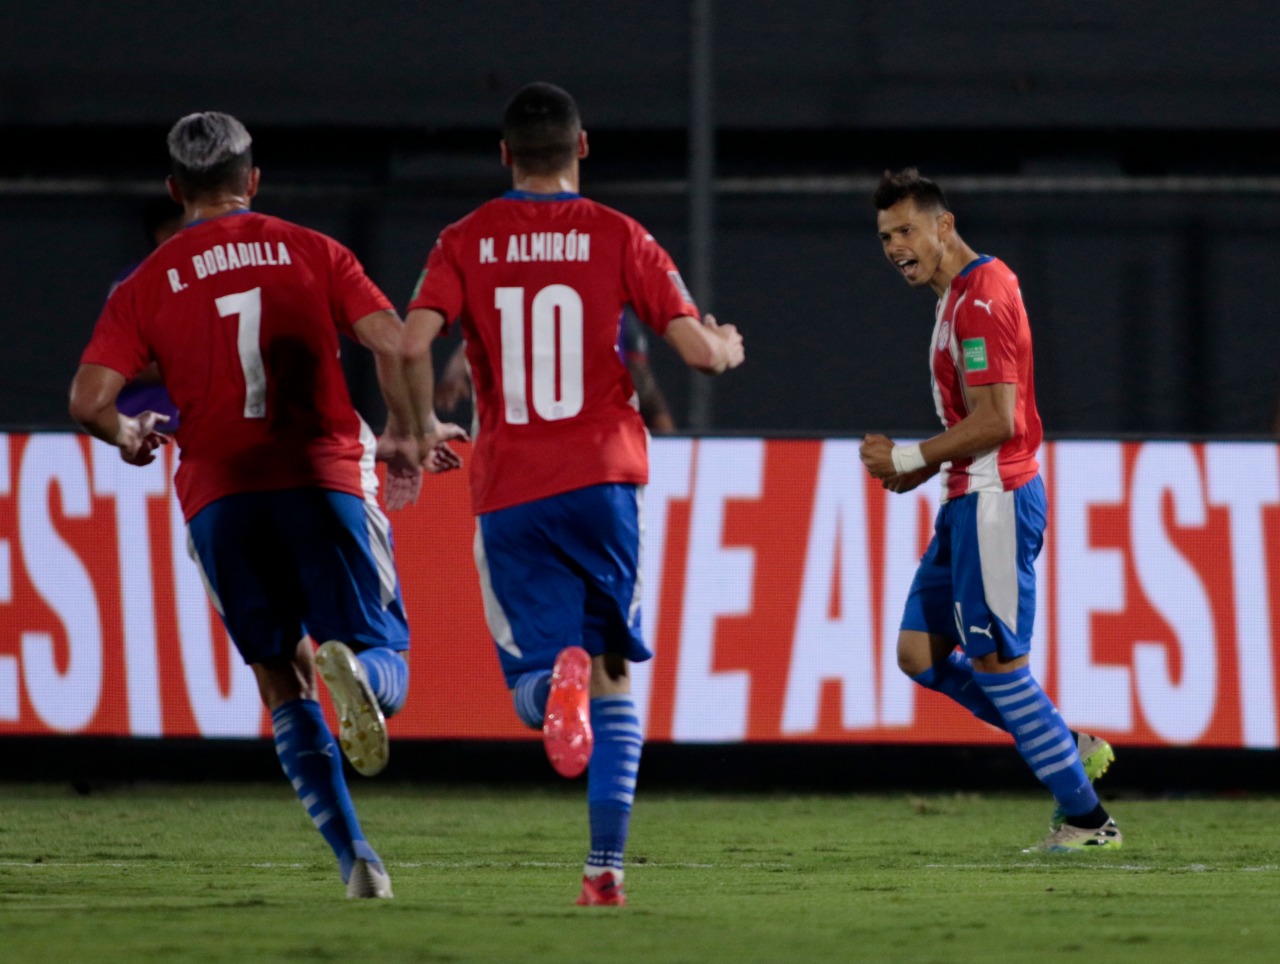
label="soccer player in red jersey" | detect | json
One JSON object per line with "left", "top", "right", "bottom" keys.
{"left": 860, "top": 169, "right": 1121, "bottom": 851}
{"left": 403, "top": 82, "right": 744, "bottom": 904}
{"left": 69, "top": 112, "right": 465, "bottom": 897}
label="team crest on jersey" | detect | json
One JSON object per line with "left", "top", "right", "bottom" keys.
{"left": 937, "top": 320, "right": 951, "bottom": 351}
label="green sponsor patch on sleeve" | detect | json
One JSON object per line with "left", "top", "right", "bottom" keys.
{"left": 962, "top": 337, "right": 988, "bottom": 372}
{"left": 410, "top": 268, "right": 428, "bottom": 301}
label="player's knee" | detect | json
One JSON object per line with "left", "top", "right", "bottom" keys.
{"left": 253, "top": 651, "right": 317, "bottom": 709}
{"left": 896, "top": 633, "right": 934, "bottom": 678}
{"left": 898, "top": 652, "right": 931, "bottom": 678}
{"left": 970, "top": 651, "right": 1029, "bottom": 675}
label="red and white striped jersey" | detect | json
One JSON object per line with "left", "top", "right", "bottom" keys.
{"left": 930, "top": 255, "right": 1042, "bottom": 500}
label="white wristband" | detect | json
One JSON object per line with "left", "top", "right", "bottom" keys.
{"left": 891, "top": 443, "right": 926, "bottom": 474}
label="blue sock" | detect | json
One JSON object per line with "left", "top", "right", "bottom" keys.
{"left": 356, "top": 647, "right": 409, "bottom": 717}
{"left": 512, "top": 670, "right": 552, "bottom": 729}
{"left": 585, "top": 695, "right": 643, "bottom": 876}
{"left": 271, "top": 699, "right": 379, "bottom": 882}
{"left": 972, "top": 667, "right": 1099, "bottom": 818}
{"left": 911, "top": 650, "right": 1007, "bottom": 731}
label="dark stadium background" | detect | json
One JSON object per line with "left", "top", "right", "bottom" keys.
{"left": 4, "top": 0, "right": 1280, "bottom": 791}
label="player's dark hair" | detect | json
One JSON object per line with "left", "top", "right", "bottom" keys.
{"left": 872, "top": 168, "right": 950, "bottom": 213}
{"left": 502, "top": 82, "right": 581, "bottom": 175}
{"left": 167, "top": 111, "right": 254, "bottom": 199}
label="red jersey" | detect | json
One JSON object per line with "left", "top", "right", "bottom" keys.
{"left": 81, "top": 211, "right": 392, "bottom": 520}
{"left": 409, "top": 192, "right": 699, "bottom": 514}
{"left": 930, "top": 256, "right": 1042, "bottom": 500}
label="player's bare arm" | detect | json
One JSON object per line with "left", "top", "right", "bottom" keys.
{"left": 401, "top": 306, "right": 469, "bottom": 459}
{"left": 663, "top": 313, "right": 745, "bottom": 374}
{"left": 878, "top": 464, "right": 939, "bottom": 494}
{"left": 357, "top": 308, "right": 466, "bottom": 510}
{"left": 357, "top": 308, "right": 427, "bottom": 511}
{"left": 353, "top": 309, "right": 419, "bottom": 439}
{"left": 860, "top": 381, "right": 1016, "bottom": 482}
{"left": 627, "top": 357, "right": 676, "bottom": 433}
{"left": 356, "top": 306, "right": 470, "bottom": 469}
{"left": 69, "top": 363, "right": 171, "bottom": 466}
{"left": 435, "top": 341, "right": 472, "bottom": 413}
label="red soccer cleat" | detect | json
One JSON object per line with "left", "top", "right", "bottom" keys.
{"left": 543, "top": 646, "right": 592, "bottom": 778}
{"left": 576, "top": 871, "right": 627, "bottom": 907}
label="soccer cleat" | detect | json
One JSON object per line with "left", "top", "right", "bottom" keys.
{"left": 346, "top": 857, "right": 394, "bottom": 898}
{"left": 1025, "top": 818, "right": 1123, "bottom": 853}
{"left": 543, "top": 646, "right": 592, "bottom": 778}
{"left": 316, "top": 640, "right": 389, "bottom": 777}
{"left": 576, "top": 871, "right": 626, "bottom": 906}
{"left": 1078, "top": 732, "right": 1116, "bottom": 782}
{"left": 1051, "top": 733, "right": 1116, "bottom": 828}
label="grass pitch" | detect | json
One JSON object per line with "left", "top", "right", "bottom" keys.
{"left": 1, "top": 782, "right": 1278, "bottom": 963}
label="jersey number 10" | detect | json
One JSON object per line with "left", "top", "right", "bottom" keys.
{"left": 495, "top": 284, "right": 584, "bottom": 424}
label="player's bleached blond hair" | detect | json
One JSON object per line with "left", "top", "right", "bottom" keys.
{"left": 167, "top": 111, "right": 253, "bottom": 197}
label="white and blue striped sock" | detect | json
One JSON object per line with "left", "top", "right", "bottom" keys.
{"left": 585, "top": 694, "right": 643, "bottom": 876}
{"left": 356, "top": 648, "right": 409, "bottom": 717}
{"left": 973, "top": 666, "right": 1099, "bottom": 818}
{"left": 512, "top": 670, "right": 553, "bottom": 729}
{"left": 271, "top": 699, "right": 372, "bottom": 883}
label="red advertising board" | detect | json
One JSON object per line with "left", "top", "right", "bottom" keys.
{"left": 2, "top": 434, "right": 1278, "bottom": 747}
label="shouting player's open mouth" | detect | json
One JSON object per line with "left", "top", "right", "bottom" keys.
{"left": 895, "top": 257, "right": 920, "bottom": 282}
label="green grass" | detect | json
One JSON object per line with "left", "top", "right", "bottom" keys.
{"left": 2, "top": 782, "right": 1278, "bottom": 963}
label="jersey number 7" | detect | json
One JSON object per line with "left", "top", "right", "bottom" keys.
{"left": 495, "top": 284, "right": 584, "bottom": 424}
{"left": 215, "top": 287, "right": 267, "bottom": 419}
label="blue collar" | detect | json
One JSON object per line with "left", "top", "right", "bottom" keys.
{"left": 502, "top": 190, "right": 581, "bottom": 201}
{"left": 184, "top": 208, "right": 252, "bottom": 229}
{"left": 958, "top": 254, "right": 995, "bottom": 277}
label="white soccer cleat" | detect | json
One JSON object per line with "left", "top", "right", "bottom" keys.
{"left": 346, "top": 857, "right": 394, "bottom": 899}
{"left": 316, "top": 640, "right": 389, "bottom": 777}
{"left": 1025, "top": 818, "right": 1123, "bottom": 853}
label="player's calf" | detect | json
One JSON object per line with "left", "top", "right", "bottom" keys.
{"left": 271, "top": 698, "right": 385, "bottom": 892}
{"left": 580, "top": 693, "right": 643, "bottom": 904}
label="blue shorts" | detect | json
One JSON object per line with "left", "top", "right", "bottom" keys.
{"left": 186, "top": 488, "right": 410, "bottom": 665}
{"left": 476, "top": 483, "right": 651, "bottom": 688}
{"left": 900, "top": 475, "right": 1046, "bottom": 660}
